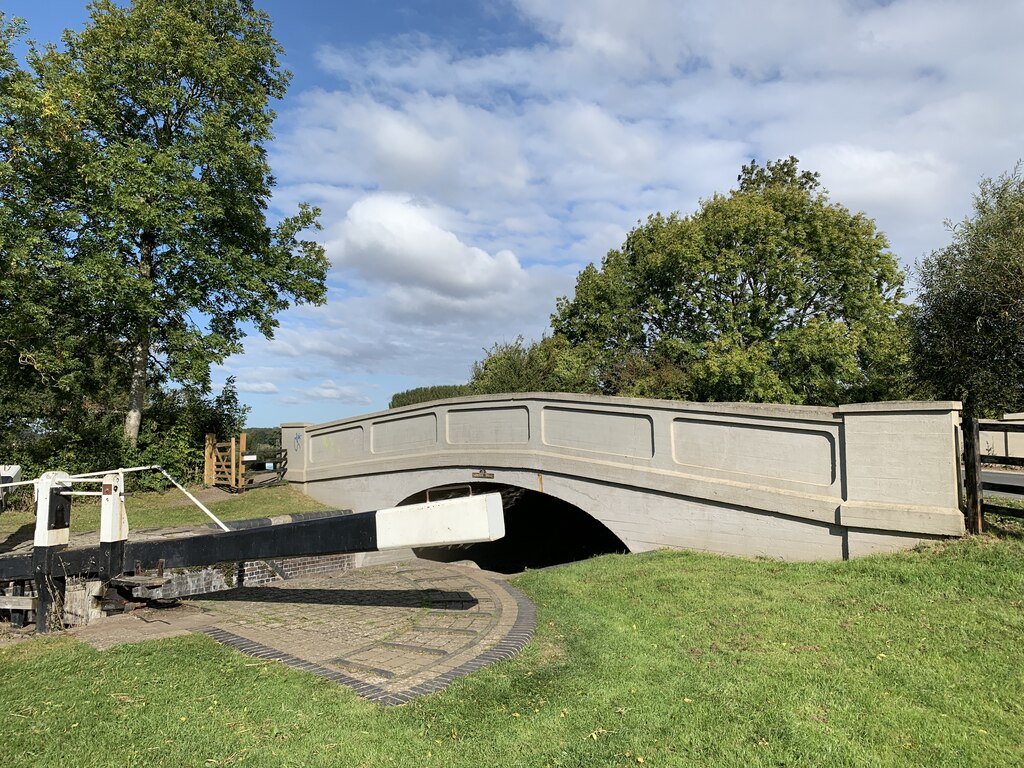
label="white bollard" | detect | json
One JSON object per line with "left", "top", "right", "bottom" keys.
{"left": 99, "top": 473, "right": 129, "bottom": 544}
{"left": 34, "top": 471, "right": 72, "bottom": 548}
{"left": 33, "top": 471, "right": 72, "bottom": 633}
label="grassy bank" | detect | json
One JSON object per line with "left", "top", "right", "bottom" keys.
{"left": 0, "top": 484, "right": 337, "bottom": 538}
{"left": 1, "top": 526, "right": 1022, "bottom": 766}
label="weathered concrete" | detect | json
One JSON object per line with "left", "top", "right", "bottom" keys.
{"left": 283, "top": 394, "right": 965, "bottom": 561}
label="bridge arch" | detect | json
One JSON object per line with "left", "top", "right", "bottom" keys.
{"left": 282, "top": 393, "right": 965, "bottom": 562}
{"left": 395, "top": 482, "right": 628, "bottom": 573}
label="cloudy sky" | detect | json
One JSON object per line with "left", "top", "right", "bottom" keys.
{"left": 9, "top": 0, "right": 1024, "bottom": 427}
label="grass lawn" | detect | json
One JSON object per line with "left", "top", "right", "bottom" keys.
{"left": 0, "top": 484, "right": 338, "bottom": 538}
{"left": 1, "top": 515, "right": 1022, "bottom": 766}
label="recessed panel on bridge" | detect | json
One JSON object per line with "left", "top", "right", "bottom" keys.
{"left": 541, "top": 407, "right": 654, "bottom": 459}
{"left": 446, "top": 407, "right": 530, "bottom": 445}
{"left": 310, "top": 426, "right": 365, "bottom": 464}
{"left": 372, "top": 413, "right": 438, "bottom": 454}
{"left": 672, "top": 417, "right": 836, "bottom": 486}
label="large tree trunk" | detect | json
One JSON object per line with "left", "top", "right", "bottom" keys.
{"left": 123, "top": 333, "right": 149, "bottom": 448}
{"left": 124, "top": 239, "right": 154, "bottom": 448}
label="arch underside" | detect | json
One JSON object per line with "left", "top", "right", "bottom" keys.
{"left": 397, "top": 482, "right": 629, "bottom": 573}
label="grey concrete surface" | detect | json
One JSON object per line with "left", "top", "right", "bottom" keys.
{"left": 282, "top": 394, "right": 966, "bottom": 562}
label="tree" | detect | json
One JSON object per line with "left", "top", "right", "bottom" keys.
{"left": 389, "top": 384, "right": 475, "bottom": 409}
{"left": 244, "top": 426, "right": 281, "bottom": 456}
{"left": 912, "top": 165, "right": 1024, "bottom": 416}
{"left": 0, "top": 2, "right": 328, "bottom": 447}
{"left": 133, "top": 377, "right": 249, "bottom": 486}
{"left": 550, "top": 157, "right": 909, "bottom": 405}
{"left": 1, "top": 14, "right": 127, "bottom": 471}
{"left": 469, "top": 336, "right": 598, "bottom": 396}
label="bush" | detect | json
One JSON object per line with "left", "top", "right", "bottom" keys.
{"left": 389, "top": 384, "right": 474, "bottom": 409}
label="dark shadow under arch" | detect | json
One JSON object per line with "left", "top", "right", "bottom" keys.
{"left": 400, "top": 482, "right": 628, "bottom": 574}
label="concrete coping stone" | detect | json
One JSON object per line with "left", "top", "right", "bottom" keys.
{"left": 837, "top": 400, "right": 962, "bottom": 414}
{"left": 299, "top": 392, "right": 846, "bottom": 434}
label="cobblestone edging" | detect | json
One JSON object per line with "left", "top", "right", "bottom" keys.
{"left": 399, "top": 579, "right": 536, "bottom": 703}
{"left": 200, "top": 573, "right": 537, "bottom": 705}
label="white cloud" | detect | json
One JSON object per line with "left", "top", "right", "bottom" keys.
{"left": 800, "top": 144, "right": 955, "bottom": 210}
{"left": 307, "top": 380, "right": 373, "bottom": 404}
{"left": 253, "top": 316, "right": 410, "bottom": 368}
{"left": 235, "top": 380, "right": 279, "bottom": 394}
{"left": 329, "top": 193, "right": 527, "bottom": 299}
{"left": 224, "top": 0, "right": 1024, "bottom": 427}
{"left": 272, "top": 91, "right": 530, "bottom": 200}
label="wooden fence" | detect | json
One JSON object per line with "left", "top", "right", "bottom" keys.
{"left": 203, "top": 433, "right": 287, "bottom": 493}
{"left": 962, "top": 416, "right": 1024, "bottom": 533}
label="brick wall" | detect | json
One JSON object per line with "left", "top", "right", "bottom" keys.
{"left": 134, "top": 552, "right": 354, "bottom": 601}
{"left": 238, "top": 553, "right": 355, "bottom": 587}
{"left": 133, "top": 510, "right": 356, "bottom": 601}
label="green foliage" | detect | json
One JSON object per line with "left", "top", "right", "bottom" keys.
{"left": 392, "top": 335, "right": 599, "bottom": 406}
{"left": 1, "top": 537, "right": 1022, "bottom": 765}
{"left": 389, "top": 384, "right": 475, "bottom": 409}
{"left": 552, "top": 157, "right": 910, "bottom": 404}
{"left": 244, "top": 426, "right": 281, "bottom": 457}
{"left": 912, "top": 164, "right": 1024, "bottom": 416}
{"left": 0, "top": 2, "right": 328, "bottom": 449}
{"left": 132, "top": 378, "right": 250, "bottom": 487}
{"left": 0, "top": 376, "right": 247, "bottom": 486}
{"left": 469, "top": 335, "right": 599, "bottom": 396}
{"left": 0, "top": 14, "right": 126, "bottom": 471}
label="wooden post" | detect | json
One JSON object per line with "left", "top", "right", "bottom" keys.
{"left": 237, "top": 432, "right": 247, "bottom": 492}
{"left": 962, "top": 416, "right": 985, "bottom": 534}
{"left": 229, "top": 436, "right": 236, "bottom": 490}
{"left": 10, "top": 580, "right": 25, "bottom": 629}
{"left": 204, "top": 433, "right": 217, "bottom": 487}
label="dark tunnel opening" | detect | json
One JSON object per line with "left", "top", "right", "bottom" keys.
{"left": 404, "top": 483, "right": 629, "bottom": 574}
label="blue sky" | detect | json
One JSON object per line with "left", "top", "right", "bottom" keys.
{"left": 7, "top": 1, "right": 1024, "bottom": 428}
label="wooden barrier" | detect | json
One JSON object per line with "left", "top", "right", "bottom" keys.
{"left": 204, "top": 433, "right": 286, "bottom": 492}
{"left": 963, "top": 416, "right": 1024, "bottom": 532}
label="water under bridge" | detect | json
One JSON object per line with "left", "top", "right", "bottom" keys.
{"left": 282, "top": 394, "right": 965, "bottom": 571}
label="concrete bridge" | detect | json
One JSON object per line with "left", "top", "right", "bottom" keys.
{"left": 282, "top": 394, "right": 965, "bottom": 565}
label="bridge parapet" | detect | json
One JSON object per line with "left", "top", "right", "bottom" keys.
{"left": 283, "top": 394, "right": 964, "bottom": 561}
{"left": 980, "top": 412, "right": 1024, "bottom": 459}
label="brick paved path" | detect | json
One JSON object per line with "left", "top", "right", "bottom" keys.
{"left": 72, "top": 561, "right": 535, "bottom": 705}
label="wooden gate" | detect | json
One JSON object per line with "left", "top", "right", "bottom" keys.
{"left": 204, "top": 433, "right": 242, "bottom": 490}
{"left": 204, "top": 433, "right": 287, "bottom": 493}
